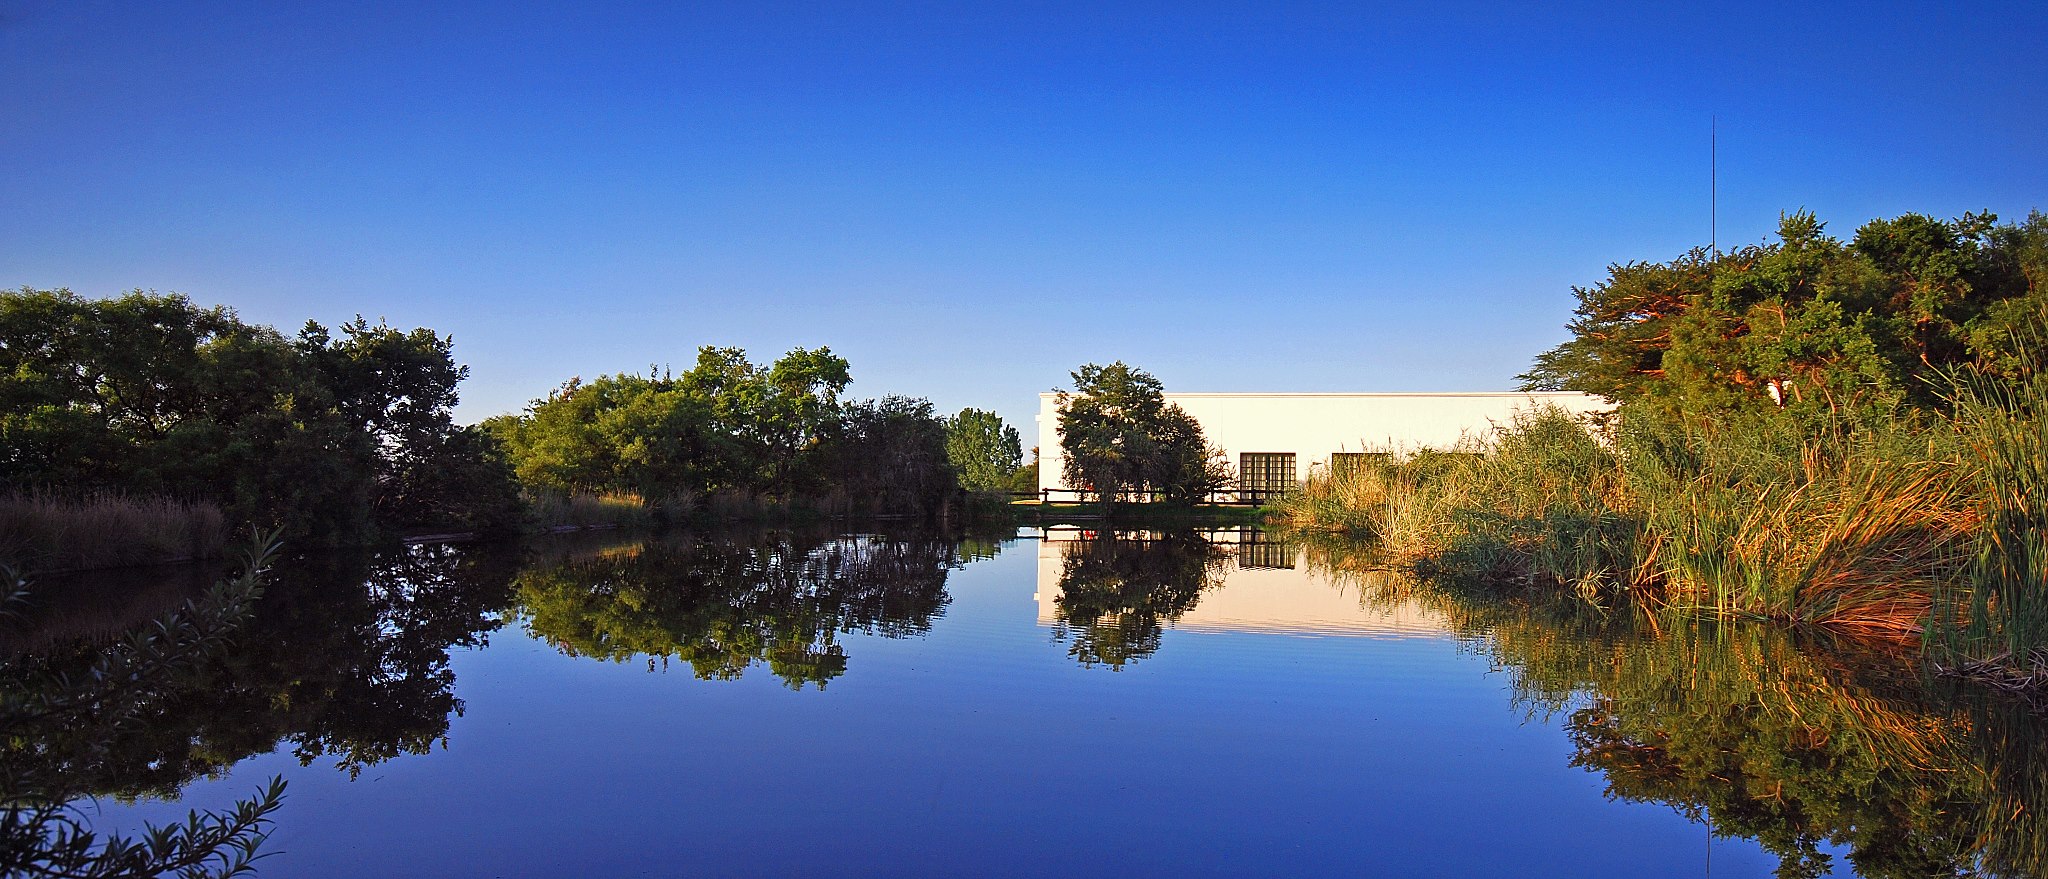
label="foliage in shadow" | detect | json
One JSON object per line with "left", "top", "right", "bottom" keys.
{"left": 513, "top": 530, "right": 960, "bottom": 689}
{"left": 1050, "top": 530, "right": 1229, "bottom": 669}
{"left": 2, "top": 540, "right": 517, "bottom": 804}
{"left": 2, "top": 542, "right": 288, "bottom": 878}
{"left": 1310, "top": 542, "right": 2048, "bottom": 879}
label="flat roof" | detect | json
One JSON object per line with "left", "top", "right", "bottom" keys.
{"left": 1035, "top": 391, "right": 1600, "bottom": 399}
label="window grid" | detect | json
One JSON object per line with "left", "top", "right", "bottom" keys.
{"left": 1329, "top": 452, "right": 1390, "bottom": 480}
{"left": 1238, "top": 452, "right": 1296, "bottom": 499}
{"left": 1236, "top": 531, "right": 1295, "bottom": 570}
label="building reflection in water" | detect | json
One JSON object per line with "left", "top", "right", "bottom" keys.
{"left": 1033, "top": 526, "right": 1447, "bottom": 647}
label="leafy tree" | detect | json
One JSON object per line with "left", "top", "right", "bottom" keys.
{"left": 1056, "top": 362, "right": 1228, "bottom": 508}
{"left": 0, "top": 289, "right": 518, "bottom": 544}
{"left": 489, "top": 347, "right": 961, "bottom": 517}
{"left": 1522, "top": 211, "right": 2048, "bottom": 418}
{"left": 822, "top": 396, "right": 957, "bottom": 516}
{"left": 944, "top": 408, "right": 1023, "bottom": 491}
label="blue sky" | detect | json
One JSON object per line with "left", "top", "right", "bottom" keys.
{"left": 3, "top": 2, "right": 2042, "bottom": 434}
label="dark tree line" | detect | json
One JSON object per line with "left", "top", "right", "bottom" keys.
{"left": 0, "top": 288, "right": 522, "bottom": 544}
{"left": 483, "top": 346, "right": 964, "bottom": 518}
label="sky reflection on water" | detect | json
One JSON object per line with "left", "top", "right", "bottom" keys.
{"left": 35, "top": 528, "right": 1891, "bottom": 876}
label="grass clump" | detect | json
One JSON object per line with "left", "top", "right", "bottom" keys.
{"left": 1935, "top": 345, "right": 2048, "bottom": 674}
{"left": 1280, "top": 403, "right": 1982, "bottom": 637}
{"left": 522, "top": 489, "right": 661, "bottom": 531}
{"left": 0, "top": 492, "right": 226, "bottom": 573}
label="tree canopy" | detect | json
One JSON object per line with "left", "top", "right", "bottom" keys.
{"left": 1056, "top": 362, "right": 1229, "bottom": 506}
{"left": 485, "top": 347, "right": 960, "bottom": 517}
{"left": 0, "top": 288, "right": 520, "bottom": 543}
{"left": 943, "top": 407, "right": 1024, "bottom": 492}
{"left": 1522, "top": 210, "right": 2048, "bottom": 416}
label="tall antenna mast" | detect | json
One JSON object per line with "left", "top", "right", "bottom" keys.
{"left": 1711, "top": 115, "right": 1718, "bottom": 256}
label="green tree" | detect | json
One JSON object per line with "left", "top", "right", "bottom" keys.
{"left": 1522, "top": 210, "right": 2048, "bottom": 417}
{"left": 819, "top": 396, "right": 957, "bottom": 517}
{"left": 0, "top": 289, "right": 515, "bottom": 544}
{"left": 488, "top": 347, "right": 960, "bottom": 517}
{"left": 944, "top": 408, "right": 1023, "bottom": 491}
{"left": 1056, "top": 362, "right": 1228, "bottom": 508}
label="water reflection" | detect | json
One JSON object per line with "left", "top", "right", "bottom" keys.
{"left": 1035, "top": 528, "right": 1448, "bottom": 666}
{"left": 1, "top": 541, "right": 513, "bottom": 875}
{"left": 1041, "top": 530, "right": 1230, "bottom": 668}
{"left": 2, "top": 542, "right": 512, "bottom": 801}
{"left": 513, "top": 529, "right": 964, "bottom": 689}
{"left": 9, "top": 528, "right": 2048, "bottom": 878}
{"left": 1308, "top": 542, "right": 2048, "bottom": 878}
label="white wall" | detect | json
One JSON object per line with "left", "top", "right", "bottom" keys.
{"left": 1034, "top": 391, "right": 1608, "bottom": 492}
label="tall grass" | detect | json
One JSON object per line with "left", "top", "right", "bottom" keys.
{"left": 1280, "top": 404, "right": 1979, "bottom": 636}
{"left": 1937, "top": 366, "right": 2048, "bottom": 667}
{"left": 0, "top": 492, "right": 226, "bottom": 573}
{"left": 1622, "top": 409, "right": 1975, "bottom": 636}
{"left": 522, "top": 489, "right": 661, "bottom": 530}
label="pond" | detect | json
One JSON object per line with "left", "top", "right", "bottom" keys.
{"left": 6, "top": 526, "right": 2046, "bottom": 877}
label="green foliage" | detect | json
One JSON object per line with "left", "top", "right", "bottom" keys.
{"left": 823, "top": 397, "right": 957, "bottom": 515}
{"left": 1055, "top": 362, "right": 1230, "bottom": 508}
{"left": 1, "top": 538, "right": 289, "bottom": 878}
{"left": 1524, "top": 210, "right": 2048, "bottom": 417}
{"left": 1292, "top": 208, "right": 2048, "bottom": 651}
{"left": 490, "top": 347, "right": 961, "bottom": 519}
{"left": 1937, "top": 303, "right": 2048, "bottom": 664}
{"left": 1050, "top": 531, "right": 1228, "bottom": 668}
{"left": 944, "top": 407, "right": 1023, "bottom": 491}
{"left": 514, "top": 531, "right": 958, "bottom": 689}
{"left": 1340, "top": 557, "right": 2048, "bottom": 879}
{"left": 0, "top": 288, "right": 520, "bottom": 545}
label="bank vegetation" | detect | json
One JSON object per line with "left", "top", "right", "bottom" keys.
{"left": 1279, "top": 210, "right": 2048, "bottom": 677}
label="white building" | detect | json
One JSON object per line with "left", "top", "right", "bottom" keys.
{"left": 1034, "top": 391, "right": 1608, "bottom": 495}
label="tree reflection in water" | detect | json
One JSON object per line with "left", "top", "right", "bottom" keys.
{"left": 1050, "top": 530, "right": 1229, "bottom": 669}
{"left": 1, "top": 539, "right": 516, "bottom": 875}
{"left": 513, "top": 530, "right": 964, "bottom": 689}
{"left": 1309, "top": 542, "right": 2048, "bottom": 879}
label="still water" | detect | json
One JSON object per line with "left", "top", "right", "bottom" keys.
{"left": 9, "top": 527, "right": 2047, "bottom": 877}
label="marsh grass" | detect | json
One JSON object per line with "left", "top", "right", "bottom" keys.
{"left": 523, "top": 489, "right": 659, "bottom": 530}
{"left": 1623, "top": 410, "right": 1976, "bottom": 636}
{"left": 0, "top": 492, "right": 226, "bottom": 573}
{"left": 1281, "top": 404, "right": 1981, "bottom": 636}
{"left": 1934, "top": 354, "right": 2048, "bottom": 669}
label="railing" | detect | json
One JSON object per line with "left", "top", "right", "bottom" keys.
{"left": 998, "top": 487, "right": 1287, "bottom": 506}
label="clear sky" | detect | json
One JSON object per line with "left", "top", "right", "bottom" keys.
{"left": 3, "top": 2, "right": 2042, "bottom": 434}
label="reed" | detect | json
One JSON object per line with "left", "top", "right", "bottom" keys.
{"left": 1281, "top": 402, "right": 1981, "bottom": 637}
{"left": 1623, "top": 411, "right": 1975, "bottom": 635}
{"left": 1938, "top": 364, "right": 2048, "bottom": 665}
{"left": 522, "top": 489, "right": 657, "bottom": 530}
{"left": 0, "top": 492, "right": 226, "bottom": 573}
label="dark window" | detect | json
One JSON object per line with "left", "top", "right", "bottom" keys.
{"left": 1238, "top": 452, "right": 1296, "bottom": 499}
{"left": 1328, "top": 452, "right": 1389, "bottom": 479}
{"left": 1236, "top": 530, "right": 1295, "bottom": 569}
